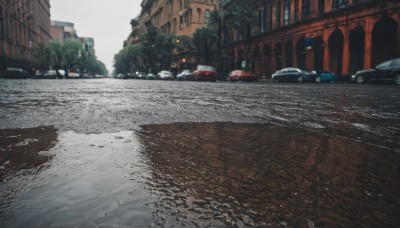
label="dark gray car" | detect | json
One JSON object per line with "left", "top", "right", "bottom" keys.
{"left": 272, "top": 67, "right": 317, "bottom": 83}
{"left": 351, "top": 58, "right": 400, "bottom": 85}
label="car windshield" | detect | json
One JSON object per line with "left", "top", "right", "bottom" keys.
{"left": 390, "top": 59, "right": 400, "bottom": 67}
{"left": 198, "top": 65, "right": 215, "bottom": 71}
{"left": 376, "top": 60, "right": 391, "bottom": 69}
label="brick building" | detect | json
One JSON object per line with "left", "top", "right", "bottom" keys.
{"left": 0, "top": 0, "right": 52, "bottom": 72}
{"left": 51, "top": 21, "right": 78, "bottom": 43}
{"left": 126, "top": 0, "right": 219, "bottom": 73}
{"left": 221, "top": 0, "right": 400, "bottom": 78}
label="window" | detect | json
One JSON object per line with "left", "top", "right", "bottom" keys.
{"left": 302, "top": 0, "right": 310, "bottom": 19}
{"left": 259, "top": 9, "right": 265, "bottom": 32}
{"left": 333, "top": 0, "right": 347, "bottom": 10}
{"left": 275, "top": 0, "right": 281, "bottom": 28}
{"left": 204, "top": 10, "right": 211, "bottom": 23}
{"left": 318, "top": 0, "right": 325, "bottom": 15}
{"left": 265, "top": 2, "right": 272, "bottom": 31}
{"left": 283, "top": 0, "right": 290, "bottom": 25}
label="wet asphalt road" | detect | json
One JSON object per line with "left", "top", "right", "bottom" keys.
{"left": 1, "top": 78, "right": 399, "bottom": 151}
{"left": 0, "top": 78, "right": 400, "bottom": 227}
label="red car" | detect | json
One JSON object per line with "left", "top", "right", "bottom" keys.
{"left": 228, "top": 70, "right": 258, "bottom": 82}
{"left": 193, "top": 65, "right": 217, "bottom": 82}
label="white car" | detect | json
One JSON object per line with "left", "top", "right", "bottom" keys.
{"left": 157, "top": 70, "right": 173, "bottom": 80}
{"left": 176, "top": 70, "right": 194, "bottom": 81}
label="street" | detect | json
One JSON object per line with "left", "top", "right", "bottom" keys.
{"left": 0, "top": 79, "right": 400, "bottom": 227}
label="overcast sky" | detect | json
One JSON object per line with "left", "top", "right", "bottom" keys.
{"left": 51, "top": 1, "right": 141, "bottom": 74}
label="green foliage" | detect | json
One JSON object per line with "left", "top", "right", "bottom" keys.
{"left": 32, "top": 39, "right": 107, "bottom": 77}
{"left": 114, "top": 45, "right": 142, "bottom": 74}
{"left": 114, "top": 27, "right": 177, "bottom": 75}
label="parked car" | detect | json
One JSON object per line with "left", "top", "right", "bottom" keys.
{"left": 137, "top": 72, "right": 147, "bottom": 79}
{"left": 228, "top": 70, "right": 258, "bottom": 82}
{"left": 193, "top": 65, "right": 217, "bottom": 82}
{"left": 351, "top": 58, "right": 400, "bottom": 85}
{"left": 314, "top": 70, "right": 338, "bottom": 83}
{"left": 272, "top": 67, "right": 317, "bottom": 83}
{"left": 4, "top": 67, "right": 28, "bottom": 79}
{"left": 157, "top": 70, "right": 173, "bottom": 80}
{"left": 176, "top": 70, "right": 194, "bottom": 81}
{"left": 68, "top": 72, "right": 80, "bottom": 78}
{"left": 146, "top": 73, "right": 157, "bottom": 80}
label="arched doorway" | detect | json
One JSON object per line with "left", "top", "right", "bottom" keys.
{"left": 313, "top": 36, "right": 324, "bottom": 70}
{"left": 252, "top": 46, "right": 260, "bottom": 73}
{"left": 263, "top": 44, "right": 272, "bottom": 77}
{"left": 285, "top": 41, "right": 293, "bottom": 67}
{"left": 349, "top": 26, "right": 365, "bottom": 73}
{"left": 329, "top": 29, "right": 344, "bottom": 75}
{"left": 275, "top": 43, "right": 283, "bottom": 71}
{"left": 371, "top": 17, "right": 398, "bottom": 66}
{"left": 296, "top": 38, "right": 306, "bottom": 69}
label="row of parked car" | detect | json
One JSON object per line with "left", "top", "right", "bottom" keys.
{"left": 270, "top": 57, "right": 400, "bottom": 85}
{"left": 120, "top": 65, "right": 219, "bottom": 82}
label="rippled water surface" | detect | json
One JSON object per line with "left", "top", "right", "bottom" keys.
{"left": 0, "top": 79, "right": 400, "bottom": 227}
{"left": 1, "top": 131, "right": 155, "bottom": 227}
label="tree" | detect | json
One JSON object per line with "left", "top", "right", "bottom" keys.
{"left": 62, "top": 39, "right": 85, "bottom": 76}
{"left": 224, "top": 2, "right": 257, "bottom": 70}
{"left": 140, "top": 27, "right": 176, "bottom": 73}
{"left": 32, "top": 43, "right": 52, "bottom": 70}
{"left": 31, "top": 39, "right": 107, "bottom": 78}
{"left": 113, "top": 44, "right": 142, "bottom": 75}
{"left": 193, "top": 27, "right": 217, "bottom": 65}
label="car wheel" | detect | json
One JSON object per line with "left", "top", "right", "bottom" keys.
{"left": 272, "top": 78, "right": 279, "bottom": 83}
{"left": 395, "top": 74, "right": 400, "bottom": 85}
{"left": 297, "top": 76, "right": 304, "bottom": 83}
{"left": 356, "top": 75, "right": 365, "bottom": 84}
{"left": 315, "top": 77, "right": 321, "bottom": 83}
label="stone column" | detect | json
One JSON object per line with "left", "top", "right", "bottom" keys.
{"left": 363, "top": 17, "right": 374, "bottom": 69}
{"left": 323, "top": 28, "right": 331, "bottom": 71}
{"left": 341, "top": 26, "right": 350, "bottom": 75}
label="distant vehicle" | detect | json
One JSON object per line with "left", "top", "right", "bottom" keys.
{"left": 228, "top": 70, "right": 257, "bottom": 82}
{"left": 68, "top": 72, "right": 80, "bottom": 78}
{"left": 314, "top": 70, "right": 338, "bottom": 83}
{"left": 157, "top": 70, "right": 173, "bottom": 80}
{"left": 351, "top": 58, "right": 400, "bottom": 85}
{"left": 193, "top": 65, "right": 217, "bottom": 82}
{"left": 4, "top": 67, "right": 28, "bottom": 79}
{"left": 146, "top": 73, "right": 157, "bottom": 80}
{"left": 44, "top": 70, "right": 57, "bottom": 79}
{"left": 137, "top": 72, "right": 147, "bottom": 79}
{"left": 272, "top": 67, "right": 317, "bottom": 83}
{"left": 176, "top": 70, "right": 194, "bottom": 81}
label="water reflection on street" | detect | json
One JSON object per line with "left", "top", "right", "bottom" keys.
{"left": 3, "top": 122, "right": 398, "bottom": 227}
{"left": 0, "top": 79, "right": 400, "bottom": 227}
{"left": 0, "top": 131, "right": 154, "bottom": 227}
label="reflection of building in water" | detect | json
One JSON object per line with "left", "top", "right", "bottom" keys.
{"left": 0, "top": 0, "right": 52, "bottom": 72}
{"left": 139, "top": 122, "right": 400, "bottom": 227}
{"left": 221, "top": 0, "right": 400, "bottom": 78}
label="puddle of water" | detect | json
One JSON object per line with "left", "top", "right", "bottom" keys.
{"left": 138, "top": 122, "right": 400, "bottom": 227}
{"left": 1, "top": 122, "right": 400, "bottom": 227}
{"left": 0, "top": 131, "right": 154, "bottom": 227}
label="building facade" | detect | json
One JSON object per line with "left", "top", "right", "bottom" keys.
{"left": 222, "top": 0, "right": 400, "bottom": 78}
{"left": 139, "top": 0, "right": 218, "bottom": 37}
{"left": 51, "top": 21, "right": 78, "bottom": 43}
{"left": 125, "top": 0, "right": 219, "bottom": 73}
{"left": 0, "top": 0, "right": 52, "bottom": 72}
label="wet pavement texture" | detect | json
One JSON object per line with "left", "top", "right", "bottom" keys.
{"left": 0, "top": 79, "right": 400, "bottom": 227}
